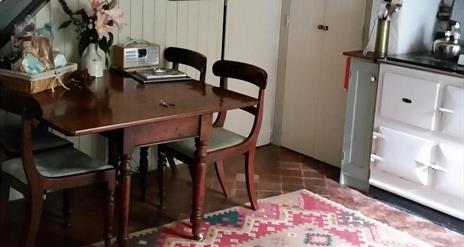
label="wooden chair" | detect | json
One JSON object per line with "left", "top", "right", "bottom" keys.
{"left": 157, "top": 60, "right": 267, "bottom": 209}
{"left": 0, "top": 91, "right": 74, "bottom": 227}
{"left": 0, "top": 91, "right": 116, "bottom": 247}
{"left": 164, "top": 47, "right": 207, "bottom": 82}
{"left": 139, "top": 47, "right": 207, "bottom": 201}
{"left": 0, "top": 123, "right": 77, "bottom": 226}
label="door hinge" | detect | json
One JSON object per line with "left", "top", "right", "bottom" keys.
{"left": 284, "top": 14, "right": 290, "bottom": 27}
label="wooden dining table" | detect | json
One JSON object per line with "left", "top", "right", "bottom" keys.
{"left": 31, "top": 70, "right": 258, "bottom": 246}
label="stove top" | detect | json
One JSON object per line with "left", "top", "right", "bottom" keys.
{"left": 386, "top": 53, "right": 464, "bottom": 76}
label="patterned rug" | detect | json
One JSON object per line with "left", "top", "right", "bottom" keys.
{"left": 93, "top": 189, "right": 431, "bottom": 247}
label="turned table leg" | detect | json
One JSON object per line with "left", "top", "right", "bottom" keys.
{"left": 191, "top": 114, "right": 212, "bottom": 241}
{"left": 191, "top": 139, "right": 207, "bottom": 240}
{"left": 139, "top": 147, "right": 149, "bottom": 201}
{"left": 157, "top": 151, "right": 167, "bottom": 208}
{"left": 118, "top": 153, "right": 132, "bottom": 247}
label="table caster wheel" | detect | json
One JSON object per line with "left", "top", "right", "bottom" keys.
{"left": 194, "top": 233, "right": 204, "bottom": 241}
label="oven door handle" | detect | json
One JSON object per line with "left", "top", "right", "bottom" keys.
{"left": 438, "top": 107, "right": 455, "bottom": 114}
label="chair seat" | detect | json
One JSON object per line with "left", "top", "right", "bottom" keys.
{"left": 164, "top": 128, "right": 246, "bottom": 159}
{"left": 0, "top": 123, "right": 72, "bottom": 156}
{"left": 2, "top": 147, "right": 113, "bottom": 184}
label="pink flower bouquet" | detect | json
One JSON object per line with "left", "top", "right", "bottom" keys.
{"left": 58, "top": 0, "right": 125, "bottom": 66}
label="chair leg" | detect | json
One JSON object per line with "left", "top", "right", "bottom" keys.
{"left": 25, "top": 190, "right": 44, "bottom": 247}
{"left": 139, "top": 147, "right": 149, "bottom": 201}
{"left": 214, "top": 161, "right": 229, "bottom": 198}
{"left": 157, "top": 150, "right": 167, "bottom": 209}
{"left": 188, "top": 163, "right": 195, "bottom": 181}
{"left": 245, "top": 150, "right": 259, "bottom": 210}
{"left": 167, "top": 156, "right": 178, "bottom": 174}
{"left": 108, "top": 137, "right": 120, "bottom": 169}
{"left": 0, "top": 176, "right": 10, "bottom": 232}
{"left": 62, "top": 189, "right": 73, "bottom": 227}
{"left": 104, "top": 181, "right": 115, "bottom": 247}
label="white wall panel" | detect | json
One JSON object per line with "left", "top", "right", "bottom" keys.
{"left": 118, "top": 0, "right": 132, "bottom": 42}
{"left": 142, "top": 0, "right": 156, "bottom": 43}
{"left": 165, "top": 1, "right": 178, "bottom": 49}
{"left": 225, "top": 0, "right": 281, "bottom": 146}
{"left": 205, "top": 0, "right": 222, "bottom": 86}
{"left": 154, "top": 0, "right": 167, "bottom": 64}
{"left": 130, "top": 0, "right": 144, "bottom": 40}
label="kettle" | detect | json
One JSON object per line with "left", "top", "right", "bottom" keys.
{"left": 433, "top": 22, "right": 463, "bottom": 60}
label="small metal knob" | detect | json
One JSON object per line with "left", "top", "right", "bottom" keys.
{"left": 370, "top": 76, "right": 377, "bottom": 82}
{"left": 323, "top": 25, "right": 329, "bottom": 31}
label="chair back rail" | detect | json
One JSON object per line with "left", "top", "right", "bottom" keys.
{"left": 211, "top": 60, "right": 267, "bottom": 143}
{"left": 0, "top": 91, "right": 42, "bottom": 118}
{"left": 21, "top": 118, "right": 43, "bottom": 187}
{"left": 164, "top": 47, "right": 207, "bottom": 82}
{"left": 0, "top": 91, "right": 43, "bottom": 186}
{"left": 212, "top": 61, "right": 267, "bottom": 89}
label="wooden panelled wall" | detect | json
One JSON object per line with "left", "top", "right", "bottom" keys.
{"left": 1, "top": 0, "right": 281, "bottom": 172}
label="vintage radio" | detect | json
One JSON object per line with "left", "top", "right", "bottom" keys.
{"left": 112, "top": 42, "right": 160, "bottom": 70}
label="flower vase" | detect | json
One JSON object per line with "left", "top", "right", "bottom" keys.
{"left": 81, "top": 43, "right": 104, "bottom": 77}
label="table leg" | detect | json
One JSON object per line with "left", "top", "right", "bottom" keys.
{"left": 118, "top": 153, "right": 131, "bottom": 247}
{"left": 158, "top": 151, "right": 167, "bottom": 209}
{"left": 190, "top": 114, "right": 212, "bottom": 241}
{"left": 191, "top": 137, "right": 207, "bottom": 241}
{"left": 139, "top": 147, "right": 149, "bottom": 201}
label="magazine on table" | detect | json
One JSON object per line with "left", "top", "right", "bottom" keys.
{"left": 132, "top": 68, "right": 190, "bottom": 83}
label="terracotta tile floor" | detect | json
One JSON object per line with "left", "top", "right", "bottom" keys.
{"left": 1, "top": 145, "right": 463, "bottom": 246}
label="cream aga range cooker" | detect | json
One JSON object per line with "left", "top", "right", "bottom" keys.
{"left": 371, "top": 54, "right": 464, "bottom": 220}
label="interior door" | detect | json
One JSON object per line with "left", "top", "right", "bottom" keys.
{"left": 280, "top": 0, "right": 325, "bottom": 163}
{"left": 281, "top": 0, "right": 366, "bottom": 167}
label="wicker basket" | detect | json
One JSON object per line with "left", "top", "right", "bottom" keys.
{"left": 0, "top": 63, "right": 77, "bottom": 94}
